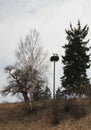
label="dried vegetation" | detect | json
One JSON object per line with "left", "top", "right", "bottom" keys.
{"left": 0, "top": 99, "right": 91, "bottom": 130}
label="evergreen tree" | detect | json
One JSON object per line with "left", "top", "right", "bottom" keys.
{"left": 61, "top": 21, "right": 91, "bottom": 97}
{"left": 33, "top": 83, "right": 44, "bottom": 101}
{"left": 56, "top": 87, "right": 62, "bottom": 99}
{"left": 43, "top": 86, "right": 51, "bottom": 100}
{"left": 33, "top": 85, "right": 51, "bottom": 101}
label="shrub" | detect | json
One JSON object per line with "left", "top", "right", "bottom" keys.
{"left": 70, "top": 104, "right": 87, "bottom": 119}
{"left": 63, "top": 99, "right": 87, "bottom": 119}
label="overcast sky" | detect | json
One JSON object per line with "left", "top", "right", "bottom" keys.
{"left": 0, "top": 0, "right": 91, "bottom": 102}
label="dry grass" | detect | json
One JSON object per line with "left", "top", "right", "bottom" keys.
{"left": 0, "top": 99, "right": 91, "bottom": 130}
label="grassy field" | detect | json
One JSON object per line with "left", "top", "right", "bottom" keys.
{"left": 0, "top": 99, "right": 91, "bottom": 130}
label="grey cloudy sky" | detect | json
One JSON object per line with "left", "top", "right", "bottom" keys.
{"left": 0, "top": 0, "right": 91, "bottom": 102}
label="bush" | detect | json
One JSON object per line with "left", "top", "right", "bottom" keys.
{"left": 63, "top": 99, "right": 87, "bottom": 119}
{"left": 70, "top": 104, "right": 87, "bottom": 119}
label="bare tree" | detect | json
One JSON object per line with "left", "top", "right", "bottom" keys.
{"left": 1, "top": 29, "right": 48, "bottom": 110}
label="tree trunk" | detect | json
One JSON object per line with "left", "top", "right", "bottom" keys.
{"left": 22, "top": 91, "right": 32, "bottom": 111}
{"left": 23, "top": 91, "right": 29, "bottom": 102}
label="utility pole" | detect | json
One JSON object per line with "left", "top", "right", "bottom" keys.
{"left": 50, "top": 53, "right": 59, "bottom": 98}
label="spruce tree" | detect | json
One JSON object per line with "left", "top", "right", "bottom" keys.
{"left": 33, "top": 86, "right": 51, "bottom": 101}
{"left": 56, "top": 87, "right": 62, "bottom": 99}
{"left": 43, "top": 86, "right": 51, "bottom": 100}
{"left": 61, "top": 21, "right": 91, "bottom": 97}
